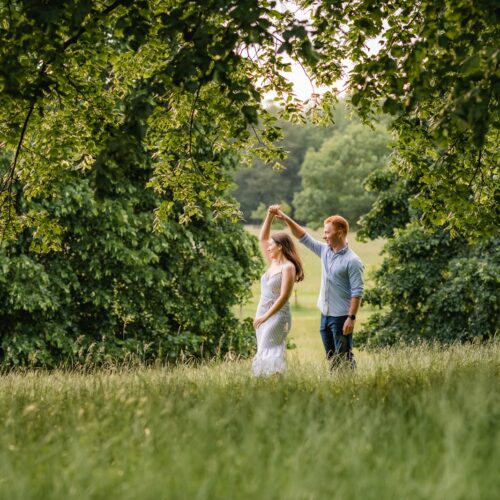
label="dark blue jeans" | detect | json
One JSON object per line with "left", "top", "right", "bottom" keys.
{"left": 320, "top": 314, "right": 355, "bottom": 369}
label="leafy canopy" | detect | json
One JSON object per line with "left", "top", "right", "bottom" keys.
{"left": 330, "top": 0, "right": 499, "bottom": 238}
{"left": 1, "top": 0, "right": 498, "bottom": 240}
{"left": 0, "top": 0, "right": 330, "bottom": 242}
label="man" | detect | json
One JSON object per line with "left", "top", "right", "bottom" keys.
{"left": 270, "top": 206, "right": 364, "bottom": 369}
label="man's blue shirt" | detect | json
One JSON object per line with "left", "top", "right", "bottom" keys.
{"left": 299, "top": 232, "right": 364, "bottom": 317}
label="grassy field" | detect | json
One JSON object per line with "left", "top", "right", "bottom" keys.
{"left": 1, "top": 228, "right": 498, "bottom": 499}
{"left": 240, "top": 226, "right": 386, "bottom": 363}
{"left": 1, "top": 344, "right": 499, "bottom": 499}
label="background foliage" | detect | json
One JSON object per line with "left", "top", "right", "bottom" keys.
{"left": 357, "top": 170, "right": 499, "bottom": 346}
{"left": 0, "top": 142, "right": 262, "bottom": 366}
{"left": 0, "top": 0, "right": 498, "bottom": 364}
{"left": 232, "top": 100, "right": 390, "bottom": 228}
{"left": 232, "top": 118, "right": 332, "bottom": 222}
{"left": 231, "top": 102, "right": 353, "bottom": 222}
{"left": 293, "top": 121, "right": 390, "bottom": 228}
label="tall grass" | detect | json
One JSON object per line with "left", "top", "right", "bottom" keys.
{"left": 1, "top": 343, "right": 499, "bottom": 499}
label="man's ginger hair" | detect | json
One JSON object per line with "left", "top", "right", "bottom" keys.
{"left": 324, "top": 215, "right": 349, "bottom": 235}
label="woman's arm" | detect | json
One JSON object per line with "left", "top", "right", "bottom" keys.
{"left": 259, "top": 207, "right": 274, "bottom": 263}
{"left": 253, "top": 264, "right": 296, "bottom": 329}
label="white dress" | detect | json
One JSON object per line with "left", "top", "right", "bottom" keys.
{"left": 252, "top": 270, "right": 291, "bottom": 376}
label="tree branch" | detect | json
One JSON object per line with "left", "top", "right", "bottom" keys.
{"left": 0, "top": 99, "right": 36, "bottom": 244}
{"left": 0, "top": 0, "right": 127, "bottom": 235}
{"left": 61, "top": 0, "right": 125, "bottom": 53}
{"left": 467, "top": 148, "right": 483, "bottom": 191}
{"left": 0, "top": 0, "right": 124, "bottom": 199}
{"left": 188, "top": 85, "right": 202, "bottom": 169}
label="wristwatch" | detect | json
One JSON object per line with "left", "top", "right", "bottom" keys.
{"left": 348, "top": 314, "right": 356, "bottom": 320}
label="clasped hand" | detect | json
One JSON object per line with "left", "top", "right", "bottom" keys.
{"left": 268, "top": 204, "right": 284, "bottom": 219}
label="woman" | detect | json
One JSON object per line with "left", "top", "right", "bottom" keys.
{"left": 252, "top": 206, "right": 304, "bottom": 376}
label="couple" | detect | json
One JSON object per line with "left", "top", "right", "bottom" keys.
{"left": 252, "top": 205, "right": 364, "bottom": 377}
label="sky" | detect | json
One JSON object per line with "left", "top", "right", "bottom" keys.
{"left": 262, "top": 40, "right": 380, "bottom": 105}
{"left": 262, "top": 58, "right": 348, "bottom": 106}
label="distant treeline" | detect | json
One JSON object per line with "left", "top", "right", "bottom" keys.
{"left": 232, "top": 101, "right": 391, "bottom": 228}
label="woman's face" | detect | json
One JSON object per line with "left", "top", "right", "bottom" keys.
{"left": 267, "top": 239, "right": 282, "bottom": 260}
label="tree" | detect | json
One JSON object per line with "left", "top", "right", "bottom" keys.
{"left": 0, "top": 0, "right": 327, "bottom": 365}
{"left": 357, "top": 224, "right": 499, "bottom": 347}
{"left": 0, "top": 94, "right": 262, "bottom": 367}
{"left": 232, "top": 116, "right": 336, "bottom": 221}
{"left": 232, "top": 101, "right": 355, "bottom": 222}
{"left": 293, "top": 122, "right": 391, "bottom": 227}
{"left": 312, "top": 0, "right": 500, "bottom": 345}
{"left": 357, "top": 165, "right": 499, "bottom": 346}
{"left": 314, "top": 0, "right": 499, "bottom": 239}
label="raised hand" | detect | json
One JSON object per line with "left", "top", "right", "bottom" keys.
{"left": 268, "top": 204, "right": 284, "bottom": 218}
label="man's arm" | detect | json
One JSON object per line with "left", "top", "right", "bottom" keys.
{"left": 343, "top": 258, "right": 365, "bottom": 335}
{"left": 343, "top": 297, "right": 361, "bottom": 335}
{"left": 348, "top": 297, "right": 362, "bottom": 318}
{"left": 270, "top": 205, "right": 325, "bottom": 257}
{"left": 275, "top": 211, "right": 306, "bottom": 239}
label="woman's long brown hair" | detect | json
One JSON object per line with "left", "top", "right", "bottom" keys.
{"left": 271, "top": 232, "right": 305, "bottom": 282}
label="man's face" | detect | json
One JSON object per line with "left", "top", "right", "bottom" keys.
{"left": 323, "top": 223, "right": 344, "bottom": 247}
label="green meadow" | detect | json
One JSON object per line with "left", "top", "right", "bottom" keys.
{"left": 1, "top": 345, "right": 499, "bottom": 499}
{"left": 1, "top": 228, "right": 498, "bottom": 499}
